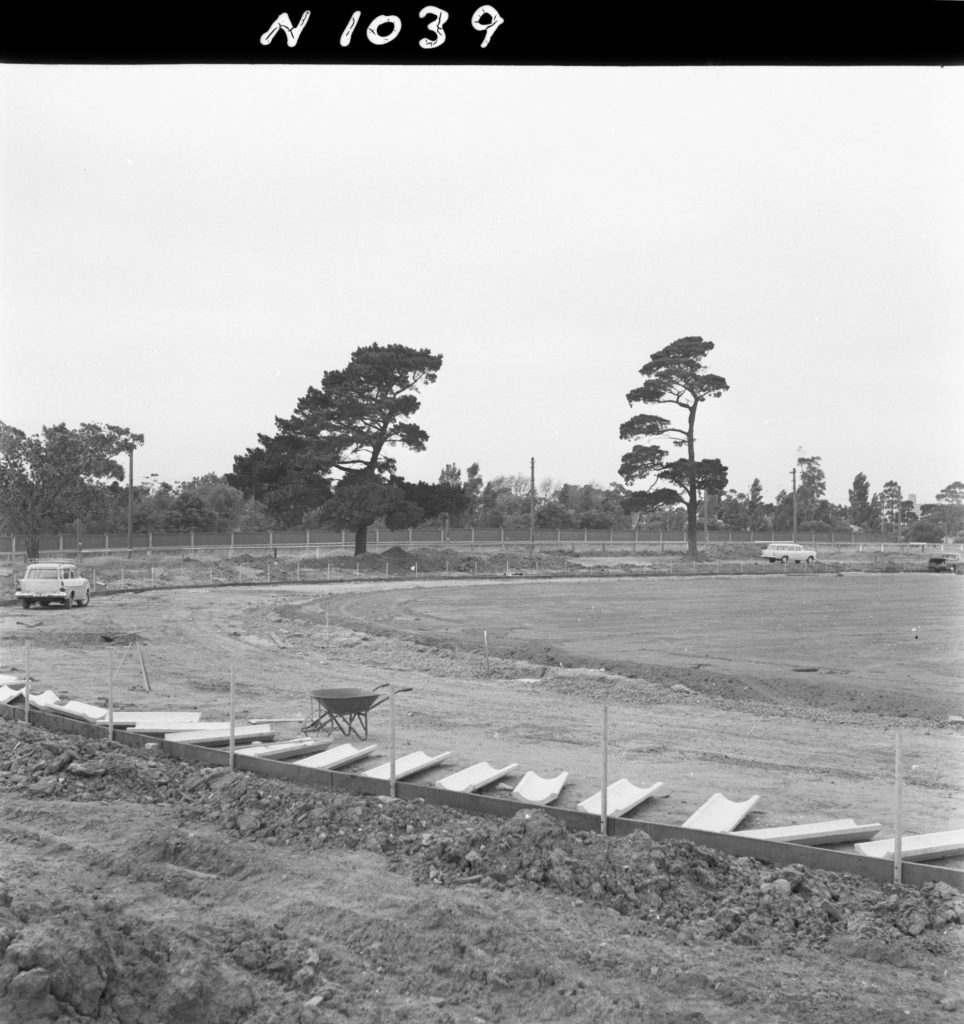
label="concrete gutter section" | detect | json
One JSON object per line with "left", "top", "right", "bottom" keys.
{"left": 2, "top": 701, "right": 962, "bottom": 893}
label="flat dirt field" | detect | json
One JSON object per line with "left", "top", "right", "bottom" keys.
{"left": 1, "top": 550, "right": 963, "bottom": 1023}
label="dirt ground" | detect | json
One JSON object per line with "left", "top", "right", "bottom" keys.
{"left": 1, "top": 548, "right": 962, "bottom": 1023}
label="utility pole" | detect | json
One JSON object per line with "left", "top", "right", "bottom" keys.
{"left": 791, "top": 466, "right": 798, "bottom": 541}
{"left": 127, "top": 444, "right": 134, "bottom": 558}
{"left": 529, "top": 457, "right": 535, "bottom": 547}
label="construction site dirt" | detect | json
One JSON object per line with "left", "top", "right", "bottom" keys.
{"left": 0, "top": 547, "right": 962, "bottom": 1023}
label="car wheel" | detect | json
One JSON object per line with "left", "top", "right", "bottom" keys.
{"left": 806, "top": 556, "right": 814, "bottom": 564}
{"left": 65, "top": 592, "right": 75, "bottom": 608}
{"left": 77, "top": 589, "right": 90, "bottom": 607}
{"left": 20, "top": 598, "right": 31, "bottom": 609}
{"left": 768, "top": 558, "right": 776, "bottom": 563}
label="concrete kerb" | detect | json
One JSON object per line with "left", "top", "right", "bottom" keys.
{"left": 2, "top": 702, "right": 962, "bottom": 893}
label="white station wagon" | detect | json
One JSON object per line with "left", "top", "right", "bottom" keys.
{"left": 760, "top": 542, "right": 816, "bottom": 564}
{"left": 15, "top": 561, "right": 91, "bottom": 609}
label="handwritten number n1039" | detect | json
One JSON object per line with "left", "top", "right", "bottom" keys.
{"left": 259, "top": 9, "right": 503, "bottom": 49}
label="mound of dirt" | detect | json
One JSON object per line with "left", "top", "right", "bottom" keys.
{"left": 1, "top": 719, "right": 962, "bottom": 1023}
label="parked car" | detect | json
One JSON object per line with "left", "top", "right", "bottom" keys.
{"left": 927, "top": 552, "right": 964, "bottom": 574}
{"left": 15, "top": 561, "right": 91, "bottom": 608}
{"left": 760, "top": 542, "right": 817, "bottom": 565}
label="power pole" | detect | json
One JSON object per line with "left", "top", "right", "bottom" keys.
{"left": 127, "top": 445, "right": 134, "bottom": 558}
{"left": 529, "top": 457, "right": 535, "bottom": 547}
{"left": 791, "top": 467, "right": 798, "bottom": 541}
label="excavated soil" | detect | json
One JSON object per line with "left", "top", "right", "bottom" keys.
{"left": 1, "top": 548, "right": 963, "bottom": 1023}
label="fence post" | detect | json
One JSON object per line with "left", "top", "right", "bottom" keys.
{"left": 59, "top": 533, "right": 64, "bottom": 552}
{"left": 148, "top": 531, "right": 153, "bottom": 551}
{"left": 894, "top": 730, "right": 903, "bottom": 886}
{"left": 600, "top": 704, "right": 608, "bottom": 836}
{"left": 190, "top": 529, "right": 195, "bottom": 549}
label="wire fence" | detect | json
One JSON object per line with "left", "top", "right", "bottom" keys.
{"left": 0, "top": 525, "right": 934, "bottom": 561}
{"left": 61, "top": 553, "right": 938, "bottom": 596}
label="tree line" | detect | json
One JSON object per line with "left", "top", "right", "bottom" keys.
{"left": 2, "top": 340, "right": 962, "bottom": 558}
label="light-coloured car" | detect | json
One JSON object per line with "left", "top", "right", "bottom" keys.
{"left": 15, "top": 561, "right": 91, "bottom": 609}
{"left": 928, "top": 552, "right": 964, "bottom": 574}
{"left": 760, "top": 542, "right": 816, "bottom": 565}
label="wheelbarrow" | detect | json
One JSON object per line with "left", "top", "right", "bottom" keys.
{"left": 304, "top": 684, "right": 412, "bottom": 740}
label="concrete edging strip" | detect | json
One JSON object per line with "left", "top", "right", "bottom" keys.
{"left": 2, "top": 702, "right": 961, "bottom": 892}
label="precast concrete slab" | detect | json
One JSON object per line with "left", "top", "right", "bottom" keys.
{"left": 683, "top": 793, "right": 761, "bottom": 832}
{"left": 513, "top": 770, "right": 569, "bottom": 806}
{"left": 437, "top": 761, "right": 520, "bottom": 794}
{"left": 855, "top": 829, "right": 964, "bottom": 862}
{"left": 127, "top": 719, "right": 225, "bottom": 735}
{"left": 238, "top": 737, "right": 333, "bottom": 760}
{"left": 738, "top": 819, "right": 882, "bottom": 846}
{"left": 577, "top": 779, "right": 664, "bottom": 818}
{"left": 362, "top": 750, "right": 452, "bottom": 781}
{"left": 163, "top": 724, "right": 276, "bottom": 746}
{"left": 111, "top": 711, "right": 202, "bottom": 727}
{"left": 27, "top": 690, "right": 62, "bottom": 709}
{"left": 296, "top": 743, "right": 377, "bottom": 770}
{"left": 47, "top": 700, "right": 109, "bottom": 723}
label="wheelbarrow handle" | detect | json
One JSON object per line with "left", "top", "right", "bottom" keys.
{"left": 368, "top": 687, "right": 414, "bottom": 711}
{"left": 372, "top": 684, "right": 414, "bottom": 695}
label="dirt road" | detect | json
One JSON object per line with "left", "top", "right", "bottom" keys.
{"left": 1, "top": 566, "right": 962, "bottom": 1022}
{"left": 7, "top": 574, "right": 960, "bottom": 838}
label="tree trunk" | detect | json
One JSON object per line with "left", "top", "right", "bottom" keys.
{"left": 686, "top": 493, "right": 699, "bottom": 557}
{"left": 685, "top": 400, "right": 699, "bottom": 557}
{"left": 353, "top": 524, "right": 368, "bottom": 557}
{"left": 26, "top": 534, "right": 40, "bottom": 561}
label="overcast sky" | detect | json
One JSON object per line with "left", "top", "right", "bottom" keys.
{"left": 2, "top": 64, "right": 962, "bottom": 507}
